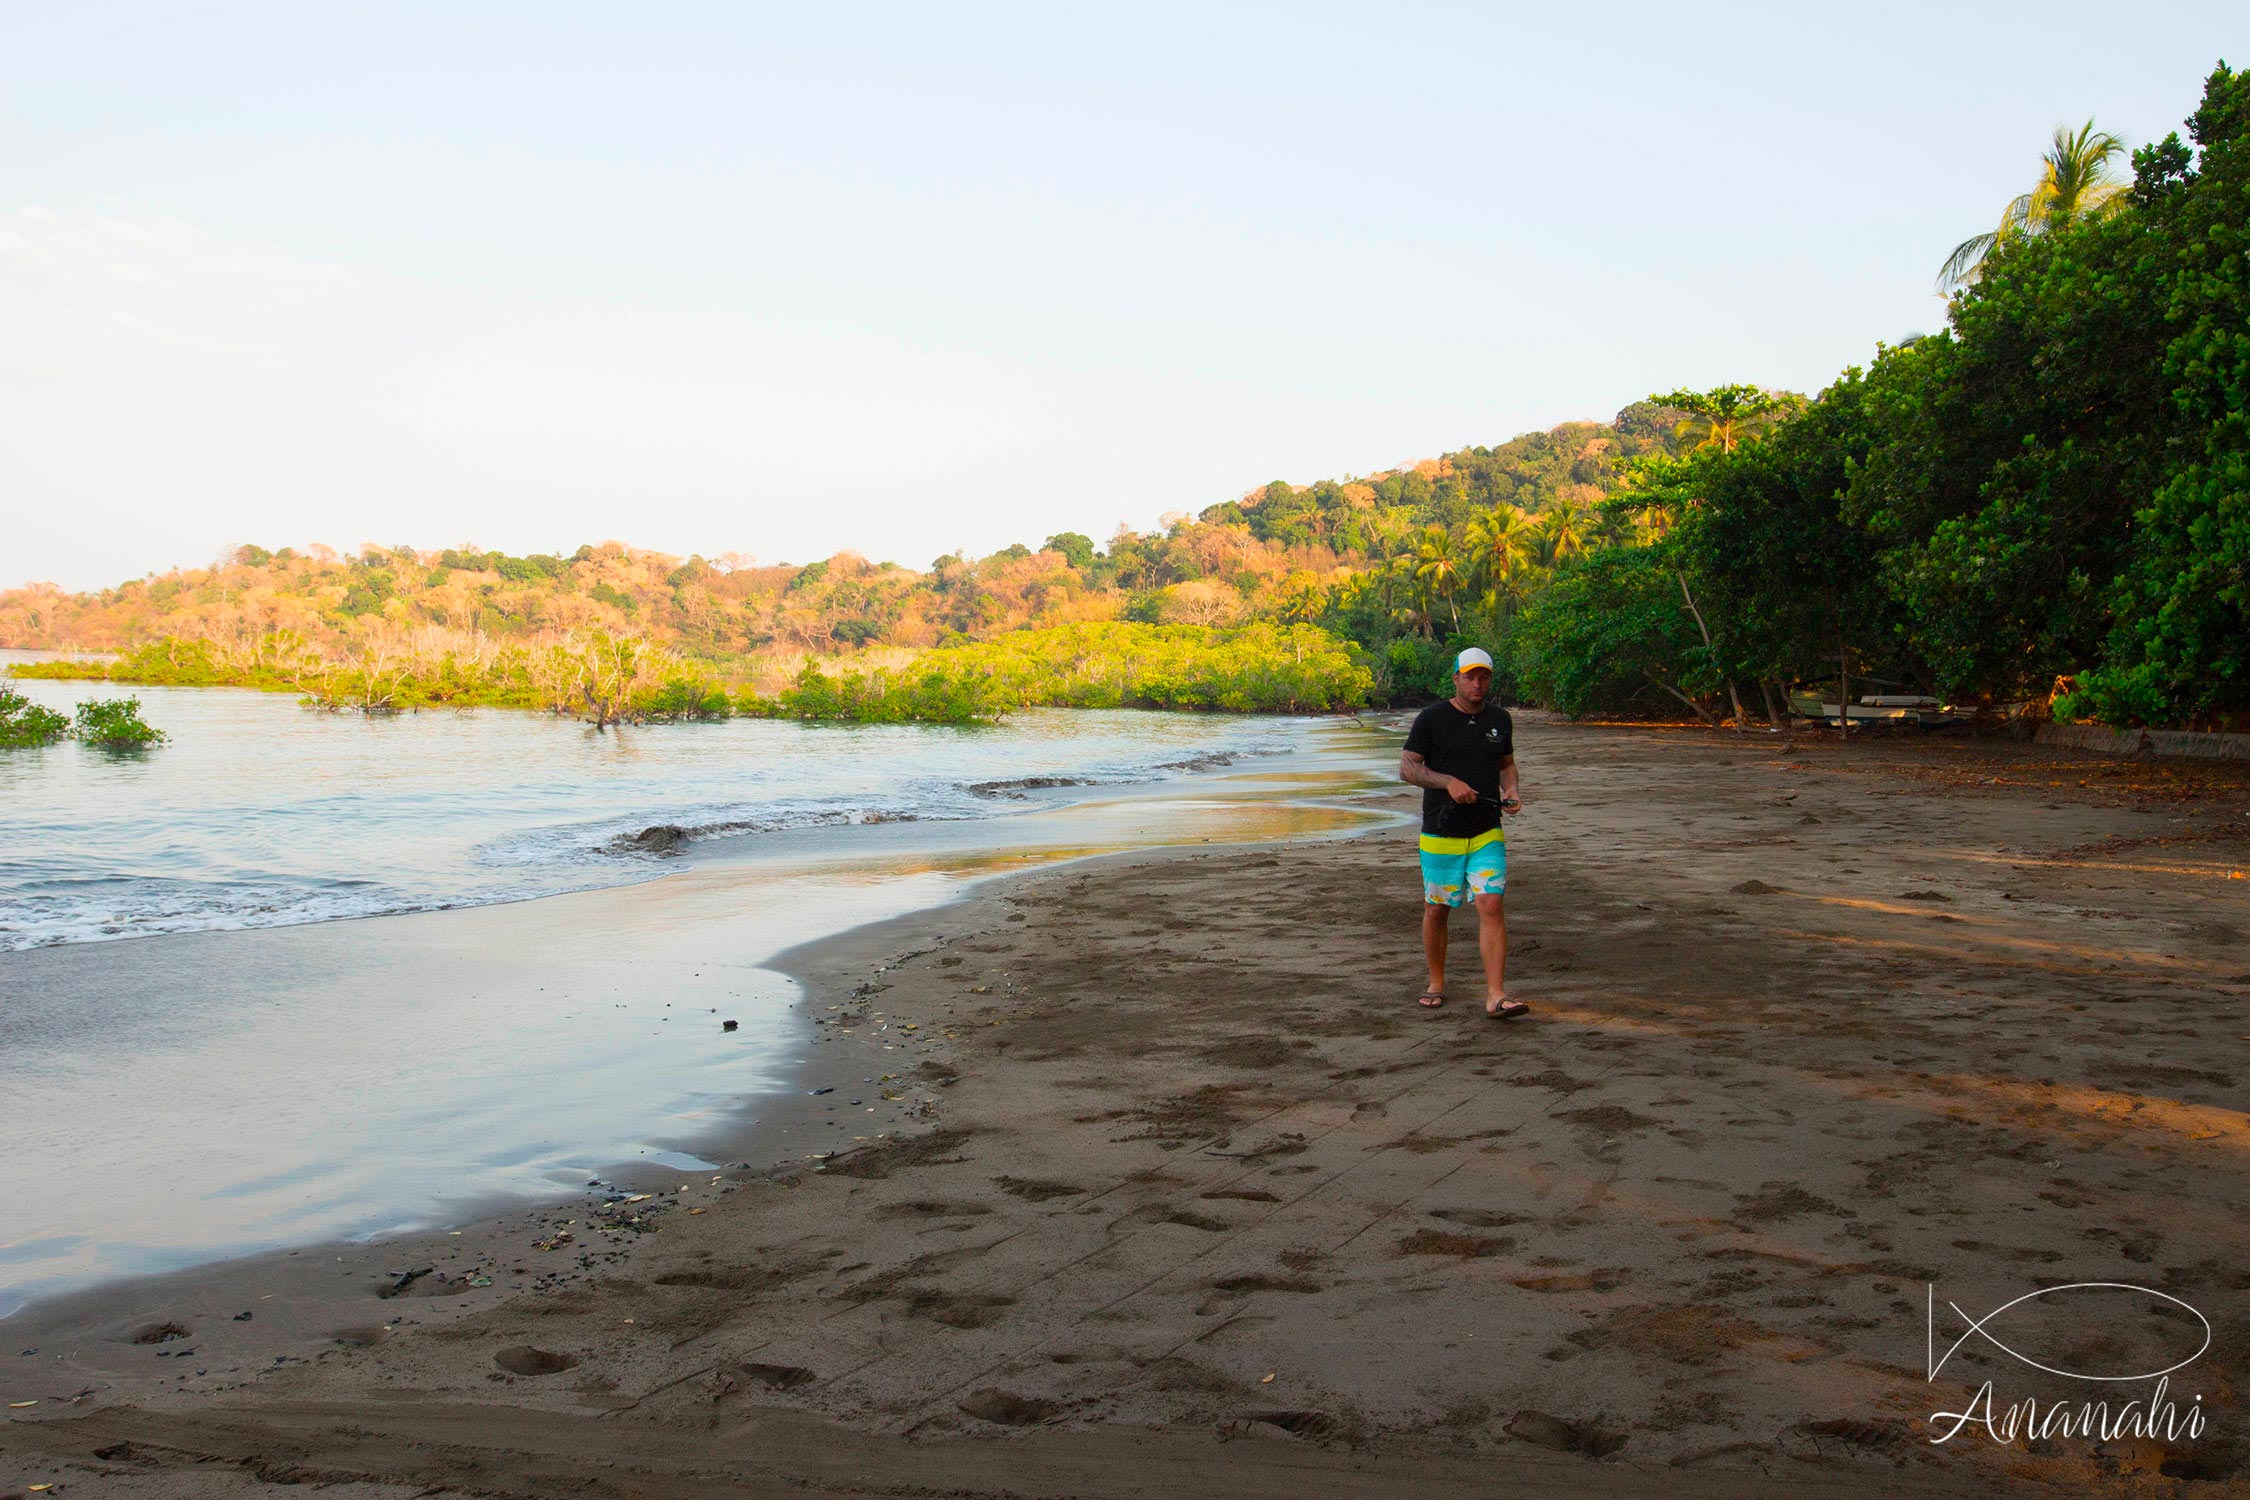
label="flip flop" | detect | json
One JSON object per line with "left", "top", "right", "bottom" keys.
{"left": 1416, "top": 989, "right": 1446, "bottom": 1008}
{"left": 1485, "top": 998, "right": 1529, "bottom": 1020}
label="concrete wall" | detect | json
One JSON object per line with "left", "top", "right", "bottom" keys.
{"left": 2036, "top": 724, "right": 2250, "bottom": 762}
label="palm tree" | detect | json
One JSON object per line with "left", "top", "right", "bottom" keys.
{"left": 1655, "top": 384, "right": 1797, "bottom": 458}
{"left": 1411, "top": 527, "right": 1465, "bottom": 633}
{"left": 1937, "top": 120, "right": 2129, "bottom": 292}
{"left": 1366, "top": 508, "right": 1414, "bottom": 564}
{"left": 1586, "top": 501, "right": 1635, "bottom": 551}
{"left": 1368, "top": 555, "right": 1427, "bottom": 637}
{"left": 1276, "top": 574, "right": 1328, "bottom": 623}
{"left": 1466, "top": 506, "right": 1536, "bottom": 607}
{"left": 1629, "top": 499, "right": 1674, "bottom": 545}
{"left": 1536, "top": 499, "right": 1591, "bottom": 567}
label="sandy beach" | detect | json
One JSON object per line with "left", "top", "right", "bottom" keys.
{"left": 5, "top": 714, "right": 2248, "bottom": 1497}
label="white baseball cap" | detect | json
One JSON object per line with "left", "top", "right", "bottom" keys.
{"left": 1455, "top": 647, "right": 1494, "bottom": 673}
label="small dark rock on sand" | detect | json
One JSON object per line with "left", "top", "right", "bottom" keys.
{"left": 614, "top": 824, "right": 692, "bottom": 856}
{"left": 964, "top": 776, "right": 1096, "bottom": 799}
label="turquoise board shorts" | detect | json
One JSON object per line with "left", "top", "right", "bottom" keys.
{"left": 1419, "top": 827, "right": 1505, "bottom": 907}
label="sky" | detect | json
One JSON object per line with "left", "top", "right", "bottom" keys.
{"left": 0, "top": 3, "right": 2236, "bottom": 592}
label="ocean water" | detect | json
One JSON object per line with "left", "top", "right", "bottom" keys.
{"left": 0, "top": 657, "right": 1291, "bottom": 952}
{"left": 0, "top": 657, "right": 1397, "bottom": 1314}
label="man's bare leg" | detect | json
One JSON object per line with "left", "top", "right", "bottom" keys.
{"left": 1474, "top": 892, "right": 1509, "bottom": 1014}
{"left": 1420, "top": 902, "right": 1449, "bottom": 1005}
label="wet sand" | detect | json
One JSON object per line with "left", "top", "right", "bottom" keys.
{"left": 5, "top": 715, "right": 2248, "bottom": 1497}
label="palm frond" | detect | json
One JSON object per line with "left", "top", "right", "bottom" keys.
{"left": 1940, "top": 117, "right": 2130, "bottom": 295}
{"left": 2079, "top": 179, "right": 2130, "bottom": 220}
{"left": 1938, "top": 228, "right": 1998, "bottom": 291}
{"left": 1997, "top": 190, "right": 2035, "bottom": 237}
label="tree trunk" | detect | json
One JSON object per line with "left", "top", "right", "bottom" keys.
{"left": 1757, "top": 678, "right": 1786, "bottom": 731}
{"left": 1644, "top": 671, "right": 1717, "bottom": 725}
{"left": 1676, "top": 570, "right": 1747, "bottom": 730}
{"left": 1836, "top": 628, "right": 1851, "bottom": 742}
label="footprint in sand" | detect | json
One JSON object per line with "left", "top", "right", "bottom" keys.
{"left": 1511, "top": 1269, "right": 1626, "bottom": 1292}
{"left": 738, "top": 1362, "right": 817, "bottom": 1390}
{"left": 1395, "top": 1229, "right": 1514, "bottom": 1259}
{"left": 995, "top": 1175, "right": 1084, "bottom": 1201}
{"left": 1160, "top": 1210, "right": 1232, "bottom": 1232}
{"left": 1209, "top": 1273, "right": 1322, "bottom": 1295}
{"left": 493, "top": 1345, "right": 578, "bottom": 1376}
{"left": 1731, "top": 1182, "right": 1854, "bottom": 1223}
{"left": 957, "top": 1389, "right": 1059, "bottom": 1425}
{"left": 904, "top": 1291, "right": 1015, "bottom": 1328}
{"left": 877, "top": 1199, "right": 994, "bottom": 1219}
{"left": 128, "top": 1321, "right": 191, "bottom": 1345}
{"left": 1506, "top": 1409, "right": 1628, "bottom": 1456}
{"left": 1554, "top": 1105, "right": 1659, "bottom": 1135}
{"left": 1242, "top": 1409, "right": 1346, "bottom": 1440}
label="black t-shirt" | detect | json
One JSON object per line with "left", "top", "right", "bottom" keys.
{"left": 1404, "top": 700, "right": 1514, "bottom": 837}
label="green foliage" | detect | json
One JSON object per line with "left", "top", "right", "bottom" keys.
{"left": 935, "top": 621, "right": 1374, "bottom": 714}
{"left": 72, "top": 696, "right": 167, "bottom": 749}
{"left": 1663, "top": 375, "right": 1898, "bottom": 689}
{"left": 2068, "top": 63, "right": 2250, "bottom": 725}
{"left": 0, "top": 685, "right": 70, "bottom": 748}
{"left": 743, "top": 659, "right": 1001, "bottom": 725}
{"left": 1377, "top": 636, "right": 1459, "bottom": 704}
{"left": 0, "top": 686, "right": 170, "bottom": 748}
{"left": 1043, "top": 532, "right": 1097, "bottom": 570}
{"left": 738, "top": 621, "right": 1371, "bottom": 722}
{"left": 1847, "top": 226, "right": 2169, "bottom": 697}
{"left": 1515, "top": 548, "right": 1713, "bottom": 720}
{"left": 13, "top": 637, "right": 246, "bottom": 687}
{"left": 437, "top": 548, "right": 572, "bottom": 583}
{"left": 1530, "top": 62, "right": 2242, "bottom": 729}
{"left": 1201, "top": 408, "right": 1677, "bottom": 553}
{"left": 1650, "top": 385, "right": 1804, "bottom": 457}
{"left": 638, "top": 676, "right": 735, "bottom": 722}
{"left": 337, "top": 568, "right": 395, "bottom": 617}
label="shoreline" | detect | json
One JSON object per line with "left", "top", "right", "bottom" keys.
{"left": 0, "top": 709, "right": 1393, "bottom": 1316}
{"left": 0, "top": 728, "right": 1400, "bottom": 1332}
{"left": 5, "top": 719, "right": 2246, "bottom": 1496}
{"left": 0, "top": 828, "right": 1386, "bottom": 1380}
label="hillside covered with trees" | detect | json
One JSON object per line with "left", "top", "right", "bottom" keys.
{"left": 7, "top": 63, "right": 2244, "bottom": 731}
{"left": 1, "top": 405, "right": 1680, "bottom": 718}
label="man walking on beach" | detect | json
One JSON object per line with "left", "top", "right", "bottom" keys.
{"left": 1399, "top": 647, "right": 1527, "bottom": 1018}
